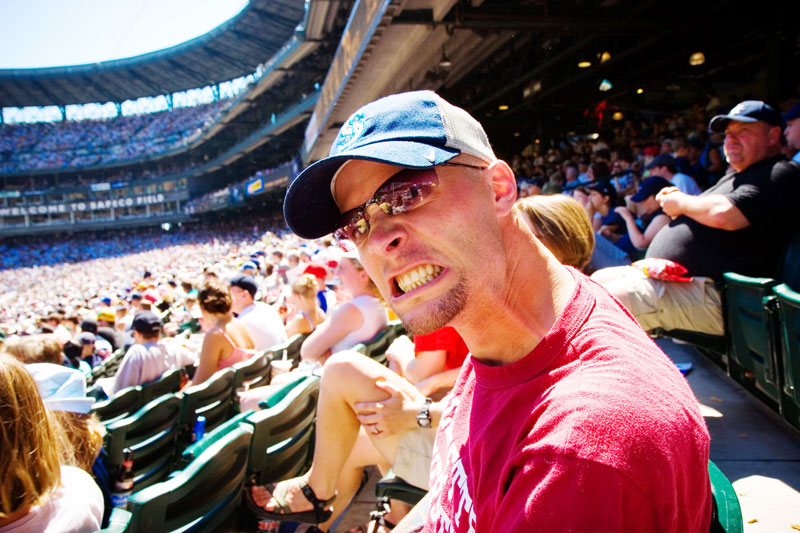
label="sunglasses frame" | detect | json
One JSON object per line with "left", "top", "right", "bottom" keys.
{"left": 333, "top": 162, "right": 488, "bottom": 250}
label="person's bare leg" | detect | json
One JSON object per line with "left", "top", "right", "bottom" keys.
{"left": 251, "top": 351, "right": 418, "bottom": 522}
{"left": 319, "top": 427, "right": 392, "bottom": 530}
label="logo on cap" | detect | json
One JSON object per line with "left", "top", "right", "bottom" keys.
{"left": 336, "top": 111, "right": 367, "bottom": 153}
{"left": 730, "top": 102, "right": 749, "bottom": 116}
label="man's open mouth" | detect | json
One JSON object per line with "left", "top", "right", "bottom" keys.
{"left": 394, "top": 264, "right": 444, "bottom": 294}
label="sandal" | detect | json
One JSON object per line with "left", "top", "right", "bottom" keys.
{"left": 244, "top": 477, "right": 336, "bottom": 524}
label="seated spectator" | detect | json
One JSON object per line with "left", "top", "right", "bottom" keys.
{"left": 78, "top": 318, "right": 112, "bottom": 361}
{"left": 26, "top": 363, "right": 112, "bottom": 527}
{"left": 97, "top": 311, "right": 195, "bottom": 397}
{"left": 613, "top": 177, "right": 672, "bottom": 253}
{"left": 228, "top": 274, "right": 287, "bottom": 350}
{"left": 189, "top": 278, "right": 255, "bottom": 386}
{"left": 298, "top": 254, "right": 387, "bottom": 367}
{"left": 302, "top": 263, "right": 336, "bottom": 314}
{"left": 0, "top": 353, "right": 103, "bottom": 532}
{"left": 645, "top": 154, "right": 702, "bottom": 195}
{"left": 515, "top": 195, "right": 595, "bottom": 271}
{"left": 592, "top": 100, "right": 800, "bottom": 335}
{"left": 585, "top": 180, "right": 634, "bottom": 270}
{"left": 77, "top": 332, "right": 101, "bottom": 369}
{"left": 285, "top": 274, "right": 326, "bottom": 337}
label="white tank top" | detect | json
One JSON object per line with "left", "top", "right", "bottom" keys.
{"left": 330, "top": 295, "right": 388, "bottom": 354}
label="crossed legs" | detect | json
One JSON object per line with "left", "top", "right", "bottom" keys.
{"left": 251, "top": 350, "right": 423, "bottom": 530}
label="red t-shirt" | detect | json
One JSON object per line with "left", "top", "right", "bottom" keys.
{"left": 413, "top": 327, "right": 469, "bottom": 370}
{"left": 426, "top": 269, "right": 712, "bottom": 532}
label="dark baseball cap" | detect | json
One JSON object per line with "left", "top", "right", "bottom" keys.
{"left": 631, "top": 177, "right": 673, "bottom": 202}
{"left": 709, "top": 100, "right": 785, "bottom": 133}
{"left": 783, "top": 103, "right": 800, "bottom": 123}
{"left": 645, "top": 154, "right": 676, "bottom": 170}
{"left": 283, "top": 91, "right": 497, "bottom": 239}
{"left": 229, "top": 274, "right": 258, "bottom": 297}
{"left": 132, "top": 311, "right": 162, "bottom": 335}
{"left": 587, "top": 180, "right": 617, "bottom": 204}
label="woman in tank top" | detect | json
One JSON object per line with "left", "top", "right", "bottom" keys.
{"left": 299, "top": 254, "right": 387, "bottom": 365}
{"left": 285, "top": 274, "right": 326, "bottom": 337}
{"left": 190, "top": 278, "right": 255, "bottom": 386}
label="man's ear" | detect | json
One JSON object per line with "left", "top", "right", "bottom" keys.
{"left": 768, "top": 125, "right": 783, "bottom": 147}
{"left": 489, "top": 160, "right": 517, "bottom": 216}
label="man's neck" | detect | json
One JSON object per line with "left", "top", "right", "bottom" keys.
{"left": 453, "top": 222, "right": 576, "bottom": 366}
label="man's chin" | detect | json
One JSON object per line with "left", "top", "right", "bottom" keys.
{"left": 392, "top": 281, "right": 468, "bottom": 336}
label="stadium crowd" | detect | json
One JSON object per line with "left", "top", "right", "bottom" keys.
{"left": 0, "top": 99, "right": 231, "bottom": 174}
{"left": 1, "top": 91, "right": 800, "bottom": 532}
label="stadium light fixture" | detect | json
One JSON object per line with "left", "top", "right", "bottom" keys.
{"left": 636, "top": 88, "right": 644, "bottom": 94}
{"left": 599, "top": 51, "right": 611, "bottom": 63}
{"left": 498, "top": 105, "right": 509, "bottom": 111}
{"left": 689, "top": 52, "right": 705, "bottom": 66}
{"left": 578, "top": 61, "right": 592, "bottom": 68}
{"left": 612, "top": 111, "right": 623, "bottom": 121}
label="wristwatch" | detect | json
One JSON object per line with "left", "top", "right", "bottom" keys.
{"left": 416, "top": 397, "right": 433, "bottom": 428}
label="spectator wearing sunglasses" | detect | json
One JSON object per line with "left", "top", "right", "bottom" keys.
{"left": 247, "top": 92, "right": 711, "bottom": 532}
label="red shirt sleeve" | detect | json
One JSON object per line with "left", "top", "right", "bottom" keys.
{"left": 413, "top": 326, "right": 469, "bottom": 370}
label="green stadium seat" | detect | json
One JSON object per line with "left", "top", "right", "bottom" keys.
{"left": 375, "top": 469, "right": 427, "bottom": 506}
{"left": 257, "top": 373, "right": 312, "bottom": 410}
{"left": 722, "top": 272, "right": 782, "bottom": 403}
{"left": 104, "top": 394, "right": 183, "bottom": 491}
{"left": 351, "top": 320, "right": 407, "bottom": 365}
{"left": 708, "top": 460, "right": 743, "bottom": 533}
{"left": 178, "top": 367, "right": 236, "bottom": 444}
{"left": 140, "top": 367, "right": 183, "bottom": 404}
{"left": 128, "top": 424, "right": 253, "bottom": 533}
{"left": 244, "top": 375, "right": 320, "bottom": 485}
{"left": 91, "top": 386, "right": 144, "bottom": 425}
{"left": 232, "top": 351, "right": 272, "bottom": 392}
{"left": 93, "top": 507, "right": 131, "bottom": 533}
{"left": 773, "top": 283, "right": 800, "bottom": 431}
{"left": 268, "top": 333, "right": 309, "bottom": 370}
{"left": 178, "top": 410, "right": 254, "bottom": 469}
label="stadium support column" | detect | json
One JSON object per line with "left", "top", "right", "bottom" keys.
{"left": 212, "top": 85, "right": 219, "bottom": 102}
{"left": 58, "top": 106, "right": 65, "bottom": 121}
{"left": 166, "top": 94, "right": 173, "bottom": 111}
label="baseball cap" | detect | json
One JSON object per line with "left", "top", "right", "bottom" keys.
{"left": 132, "top": 310, "right": 162, "bottom": 335}
{"left": 27, "top": 363, "right": 94, "bottom": 414}
{"left": 783, "top": 103, "right": 800, "bottom": 122}
{"left": 709, "top": 100, "right": 784, "bottom": 132}
{"left": 78, "top": 331, "right": 96, "bottom": 345}
{"left": 229, "top": 274, "right": 258, "bottom": 297}
{"left": 631, "top": 177, "right": 673, "bottom": 202}
{"left": 240, "top": 261, "right": 258, "bottom": 271}
{"left": 586, "top": 180, "right": 617, "bottom": 204}
{"left": 283, "top": 90, "right": 497, "bottom": 239}
{"left": 644, "top": 154, "right": 676, "bottom": 170}
{"left": 80, "top": 318, "right": 98, "bottom": 334}
{"left": 302, "top": 263, "right": 328, "bottom": 280}
{"left": 97, "top": 309, "right": 115, "bottom": 323}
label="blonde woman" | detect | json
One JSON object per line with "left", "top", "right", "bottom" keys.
{"left": 299, "top": 254, "right": 387, "bottom": 365}
{"left": 285, "top": 274, "right": 326, "bottom": 338}
{"left": 0, "top": 354, "right": 103, "bottom": 533}
{"left": 515, "top": 195, "right": 595, "bottom": 270}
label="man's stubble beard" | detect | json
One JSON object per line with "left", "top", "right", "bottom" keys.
{"left": 393, "top": 276, "right": 469, "bottom": 336}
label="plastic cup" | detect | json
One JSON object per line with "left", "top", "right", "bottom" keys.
{"left": 271, "top": 359, "right": 292, "bottom": 380}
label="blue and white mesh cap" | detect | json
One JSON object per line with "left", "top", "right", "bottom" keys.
{"left": 284, "top": 91, "right": 496, "bottom": 239}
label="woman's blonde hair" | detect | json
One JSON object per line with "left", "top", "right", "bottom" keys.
{"left": 52, "top": 411, "right": 104, "bottom": 472}
{"left": 0, "top": 353, "right": 63, "bottom": 518}
{"left": 516, "top": 195, "right": 595, "bottom": 270}
{"left": 292, "top": 274, "right": 319, "bottom": 300}
{"left": 343, "top": 256, "right": 380, "bottom": 299}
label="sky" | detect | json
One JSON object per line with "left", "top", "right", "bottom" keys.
{"left": 0, "top": 0, "right": 249, "bottom": 70}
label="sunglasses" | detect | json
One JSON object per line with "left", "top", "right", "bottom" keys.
{"left": 333, "top": 162, "right": 487, "bottom": 250}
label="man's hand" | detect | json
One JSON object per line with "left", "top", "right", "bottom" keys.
{"left": 656, "top": 186, "right": 684, "bottom": 218}
{"left": 614, "top": 206, "right": 633, "bottom": 220}
{"left": 353, "top": 379, "right": 424, "bottom": 438}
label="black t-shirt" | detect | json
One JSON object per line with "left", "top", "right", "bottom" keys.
{"left": 646, "top": 156, "right": 800, "bottom": 280}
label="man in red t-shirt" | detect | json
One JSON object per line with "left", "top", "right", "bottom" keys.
{"left": 386, "top": 326, "right": 468, "bottom": 397}
{"left": 259, "top": 92, "right": 712, "bottom": 532}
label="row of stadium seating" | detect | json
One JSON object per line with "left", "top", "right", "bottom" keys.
{"left": 655, "top": 233, "right": 800, "bottom": 433}
{"left": 0, "top": 100, "right": 231, "bottom": 174}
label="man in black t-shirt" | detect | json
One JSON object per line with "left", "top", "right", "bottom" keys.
{"left": 592, "top": 100, "right": 800, "bottom": 335}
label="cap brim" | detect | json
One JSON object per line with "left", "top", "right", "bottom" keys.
{"left": 630, "top": 192, "right": 648, "bottom": 202}
{"left": 709, "top": 114, "right": 757, "bottom": 133}
{"left": 284, "top": 140, "right": 459, "bottom": 239}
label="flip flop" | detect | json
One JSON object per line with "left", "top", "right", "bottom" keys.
{"left": 244, "top": 477, "right": 336, "bottom": 524}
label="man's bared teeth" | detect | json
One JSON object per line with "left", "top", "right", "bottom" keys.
{"left": 396, "top": 265, "right": 443, "bottom": 293}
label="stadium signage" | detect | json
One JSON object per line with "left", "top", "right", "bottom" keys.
{"left": 0, "top": 193, "right": 168, "bottom": 216}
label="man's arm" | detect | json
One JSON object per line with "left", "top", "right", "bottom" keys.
{"left": 656, "top": 187, "right": 749, "bottom": 230}
{"left": 353, "top": 380, "right": 444, "bottom": 437}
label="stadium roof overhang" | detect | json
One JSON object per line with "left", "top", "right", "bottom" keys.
{"left": 301, "top": 0, "right": 797, "bottom": 163}
{"left": 0, "top": 0, "right": 308, "bottom": 108}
